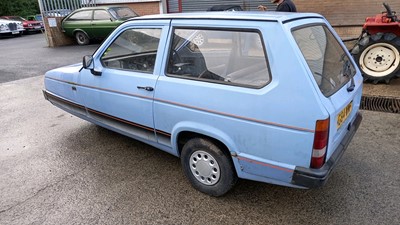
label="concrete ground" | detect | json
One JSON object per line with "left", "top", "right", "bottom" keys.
{"left": 0, "top": 76, "right": 399, "bottom": 225}
{"left": 363, "top": 78, "right": 400, "bottom": 98}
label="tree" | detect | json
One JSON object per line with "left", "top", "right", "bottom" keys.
{"left": 0, "top": 0, "right": 40, "bottom": 17}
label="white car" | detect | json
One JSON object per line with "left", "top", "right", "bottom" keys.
{"left": 0, "top": 19, "right": 25, "bottom": 37}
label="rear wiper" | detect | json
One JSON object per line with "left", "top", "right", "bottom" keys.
{"left": 342, "top": 58, "right": 355, "bottom": 92}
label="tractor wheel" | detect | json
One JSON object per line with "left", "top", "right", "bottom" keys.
{"left": 351, "top": 33, "right": 400, "bottom": 84}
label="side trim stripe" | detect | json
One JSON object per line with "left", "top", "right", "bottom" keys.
{"left": 44, "top": 91, "right": 85, "bottom": 109}
{"left": 45, "top": 77, "right": 314, "bottom": 133}
{"left": 44, "top": 90, "right": 170, "bottom": 137}
{"left": 237, "top": 156, "right": 294, "bottom": 173}
{"left": 154, "top": 97, "right": 314, "bottom": 133}
{"left": 86, "top": 108, "right": 154, "bottom": 132}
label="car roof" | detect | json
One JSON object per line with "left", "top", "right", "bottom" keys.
{"left": 131, "top": 11, "right": 323, "bottom": 23}
{"left": 1, "top": 16, "right": 21, "bottom": 18}
{"left": 75, "top": 5, "right": 129, "bottom": 11}
{"left": 0, "top": 18, "right": 19, "bottom": 23}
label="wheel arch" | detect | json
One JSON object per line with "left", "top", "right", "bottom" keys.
{"left": 171, "top": 123, "right": 236, "bottom": 159}
{"left": 177, "top": 131, "right": 232, "bottom": 158}
{"left": 72, "top": 29, "right": 90, "bottom": 39}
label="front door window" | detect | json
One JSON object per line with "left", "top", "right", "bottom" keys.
{"left": 101, "top": 28, "right": 162, "bottom": 73}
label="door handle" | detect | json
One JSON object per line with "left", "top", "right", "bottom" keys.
{"left": 137, "top": 86, "right": 154, "bottom": 91}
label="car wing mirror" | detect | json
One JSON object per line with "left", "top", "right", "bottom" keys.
{"left": 82, "top": 55, "right": 102, "bottom": 76}
{"left": 82, "top": 55, "right": 93, "bottom": 69}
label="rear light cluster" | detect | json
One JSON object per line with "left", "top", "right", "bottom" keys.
{"left": 311, "top": 118, "right": 330, "bottom": 169}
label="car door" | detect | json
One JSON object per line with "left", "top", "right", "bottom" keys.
{"left": 91, "top": 9, "right": 117, "bottom": 39}
{"left": 153, "top": 21, "right": 277, "bottom": 155}
{"left": 63, "top": 10, "right": 93, "bottom": 37}
{"left": 79, "top": 22, "right": 169, "bottom": 143}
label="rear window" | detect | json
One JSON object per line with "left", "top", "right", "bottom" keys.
{"left": 292, "top": 25, "right": 356, "bottom": 97}
{"left": 93, "top": 10, "right": 111, "bottom": 20}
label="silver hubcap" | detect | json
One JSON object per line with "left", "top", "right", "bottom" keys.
{"left": 190, "top": 150, "right": 220, "bottom": 185}
{"left": 359, "top": 43, "right": 400, "bottom": 77}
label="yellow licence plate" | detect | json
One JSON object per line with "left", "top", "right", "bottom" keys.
{"left": 337, "top": 101, "right": 352, "bottom": 129}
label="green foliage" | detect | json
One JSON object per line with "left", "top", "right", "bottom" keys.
{"left": 0, "top": 0, "right": 40, "bottom": 17}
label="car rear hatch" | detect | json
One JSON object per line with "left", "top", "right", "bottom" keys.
{"left": 292, "top": 24, "right": 363, "bottom": 167}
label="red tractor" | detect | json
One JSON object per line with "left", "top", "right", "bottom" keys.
{"left": 352, "top": 3, "right": 400, "bottom": 84}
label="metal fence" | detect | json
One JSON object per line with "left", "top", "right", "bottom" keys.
{"left": 38, "top": 0, "right": 97, "bottom": 17}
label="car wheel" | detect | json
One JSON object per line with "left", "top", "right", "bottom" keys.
{"left": 181, "top": 138, "right": 237, "bottom": 197}
{"left": 352, "top": 33, "right": 400, "bottom": 84}
{"left": 75, "top": 31, "right": 90, "bottom": 45}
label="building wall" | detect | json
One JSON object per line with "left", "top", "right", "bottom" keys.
{"left": 295, "top": 0, "right": 400, "bottom": 25}
{"left": 101, "top": 0, "right": 400, "bottom": 38}
{"left": 98, "top": 1, "right": 161, "bottom": 16}
{"left": 125, "top": 2, "right": 160, "bottom": 15}
{"left": 295, "top": 0, "right": 400, "bottom": 38}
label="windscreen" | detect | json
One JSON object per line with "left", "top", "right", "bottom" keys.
{"left": 292, "top": 25, "right": 356, "bottom": 97}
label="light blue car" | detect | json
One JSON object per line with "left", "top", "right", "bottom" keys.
{"left": 43, "top": 12, "right": 363, "bottom": 196}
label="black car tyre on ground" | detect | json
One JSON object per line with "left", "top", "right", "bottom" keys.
{"left": 352, "top": 32, "right": 400, "bottom": 84}
{"left": 75, "top": 31, "right": 90, "bottom": 45}
{"left": 181, "top": 137, "right": 238, "bottom": 197}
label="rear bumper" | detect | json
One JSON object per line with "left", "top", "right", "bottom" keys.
{"left": 291, "top": 112, "right": 362, "bottom": 188}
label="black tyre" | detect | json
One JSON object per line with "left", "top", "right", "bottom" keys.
{"left": 181, "top": 138, "right": 237, "bottom": 197}
{"left": 352, "top": 32, "right": 400, "bottom": 84}
{"left": 75, "top": 31, "right": 90, "bottom": 45}
{"left": 13, "top": 32, "right": 22, "bottom": 37}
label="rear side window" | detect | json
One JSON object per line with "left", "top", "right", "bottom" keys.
{"left": 93, "top": 10, "right": 111, "bottom": 20}
{"left": 109, "top": 7, "right": 138, "bottom": 19}
{"left": 292, "top": 25, "right": 356, "bottom": 96}
{"left": 100, "top": 28, "right": 162, "bottom": 73}
{"left": 166, "top": 28, "right": 270, "bottom": 88}
{"left": 68, "top": 10, "right": 92, "bottom": 20}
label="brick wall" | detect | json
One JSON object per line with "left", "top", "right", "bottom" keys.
{"left": 295, "top": 0, "right": 400, "bottom": 25}
{"left": 100, "top": 2, "right": 160, "bottom": 16}
{"left": 126, "top": 2, "right": 160, "bottom": 16}
{"left": 43, "top": 17, "right": 75, "bottom": 47}
{"left": 294, "top": 0, "right": 400, "bottom": 38}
